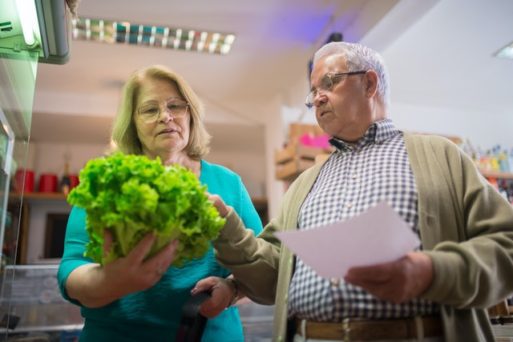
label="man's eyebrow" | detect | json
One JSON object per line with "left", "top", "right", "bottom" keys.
{"left": 309, "top": 77, "right": 321, "bottom": 92}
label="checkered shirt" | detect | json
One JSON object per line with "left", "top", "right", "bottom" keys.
{"left": 288, "top": 119, "right": 439, "bottom": 321}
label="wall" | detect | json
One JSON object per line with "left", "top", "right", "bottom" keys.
{"left": 391, "top": 102, "right": 513, "bottom": 150}
{"left": 28, "top": 142, "right": 108, "bottom": 183}
{"left": 25, "top": 141, "right": 268, "bottom": 198}
{"left": 207, "top": 149, "right": 266, "bottom": 198}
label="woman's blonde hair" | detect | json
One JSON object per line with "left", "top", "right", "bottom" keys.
{"left": 111, "top": 65, "right": 211, "bottom": 160}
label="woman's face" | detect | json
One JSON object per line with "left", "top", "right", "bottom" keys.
{"left": 134, "top": 77, "right": 191, "bottom": 159}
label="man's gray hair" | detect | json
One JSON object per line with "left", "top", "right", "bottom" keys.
{"left": 313, "top": 42, "right": 390, "bottom": 108}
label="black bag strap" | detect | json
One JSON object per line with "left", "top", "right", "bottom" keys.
{"left": 176, "top": 291, "right": 211, "bottom": 342}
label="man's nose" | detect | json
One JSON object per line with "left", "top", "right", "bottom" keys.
{"left": 313, "top": 91, "right": 328, "bottom": 108}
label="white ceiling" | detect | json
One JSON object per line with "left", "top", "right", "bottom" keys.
{"left": 381, "top": 0, "right": 513, "bottom": 114}
{"left": 30, "top": 0, "right": 400, "bottom": 150}
{"left": 31, "top": 0, "right": 513, "bottom": 151}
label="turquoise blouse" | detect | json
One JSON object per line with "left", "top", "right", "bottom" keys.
{"left": 57, "top": 160, "right": 263, "bottom": 341}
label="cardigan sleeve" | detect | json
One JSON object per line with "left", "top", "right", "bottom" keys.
{"left": 213, "top": 165, "right": 315, "bottom": 304}
{"left": 213, "top": 210, "right": 281, "bottom": 304}
{"left": 414, "top": 136, "right": 513, "bottom": 308}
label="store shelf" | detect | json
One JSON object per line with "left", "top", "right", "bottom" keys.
{"left": 0, "top": 324, "right": 83, "bottom": 334}
{"left": 480, "top": 170, "right": 513, "bottom": 180}
{"left": 9, "top": 192, "right": 68, "bottom": 202}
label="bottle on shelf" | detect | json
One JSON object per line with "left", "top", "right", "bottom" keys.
{"left": 498, "top": 148, "right": 510, "bottom": 173}
{"left": 60, "top": 152, "right": 71, "bottom": 195}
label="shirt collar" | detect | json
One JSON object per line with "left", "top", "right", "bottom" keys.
{"left": 329, "top": 118, "right": 399, "bottom": 151}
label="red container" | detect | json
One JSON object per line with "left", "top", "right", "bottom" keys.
{"left": 38, "top": 173, "right": 58, "bottom": 193}
{"left": 68, "top": 174, "right": 79, "bottom": 189}
{"left": 15, "top": 169, "right": 35, "bottom": 193}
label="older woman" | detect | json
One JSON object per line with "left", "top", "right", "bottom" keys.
{"left": 57, "top": 65, "right": 262, "bottom": 341}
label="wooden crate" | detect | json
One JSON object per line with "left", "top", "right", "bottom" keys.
{"left": 275, "top": 158, "right": 315, "bottom": 181}
{"left": 274, "top": 144, "right": 327, "bottom": 164}
{"left": 288, "top": 123, "right": 324, "bottom": 142}
{"left": 275, "top": 123, "right": 333, "bottom": 181}
{"left": 274, "top": 144, "right": 332, "bottom": 181}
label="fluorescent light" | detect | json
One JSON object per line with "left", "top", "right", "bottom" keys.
{"left": 212, "top": 33, "right": 220, "bottom": 44}
{"left": 15, "top": 0, "right": 40, "bottom": 46}
{"left": 208, "top": 42, "right": 216, "bottom": 53}
{"left": 225, "top": 34, "right": 236, "bottom": 45}
{"left": 495, "top": 41, "right": 513, "bottom": 60}
{"left": 72, "top": 16, "right": 236, "bottom": 55}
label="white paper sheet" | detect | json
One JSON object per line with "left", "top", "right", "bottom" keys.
{"left": 274, "top": 201, "right": 420, "bottom": 279}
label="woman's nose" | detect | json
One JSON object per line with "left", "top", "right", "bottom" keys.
{"left": 158, "top": 109, "right": 174, "bottom": 122}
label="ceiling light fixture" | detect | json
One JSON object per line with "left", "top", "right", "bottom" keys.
{"left": 494, "top": 41, "right": 513, "bottom": 60}
{"left": 72, "top": 17, "right": 236, "bottom": 55}
{"left": 14, "top": 0, "right": 40, "bottom": 46}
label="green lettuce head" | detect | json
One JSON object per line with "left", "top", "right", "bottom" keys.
{"left": 67, "top": 152, "right": 225, "bottom": 266}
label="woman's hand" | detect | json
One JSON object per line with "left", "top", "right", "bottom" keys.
{"left": 192, "top": 276, "right": 238, "bottom": 318}
{"left": 66, "top": 232, "right": 179, "bottom": 308}
{"left": 102, "top": 232, "right": 179, "bottom": 293}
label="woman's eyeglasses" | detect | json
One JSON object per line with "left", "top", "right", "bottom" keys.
{"left": 136, "top": 100, "right": 189, "bottom": 123}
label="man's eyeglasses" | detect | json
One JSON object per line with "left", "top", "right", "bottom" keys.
{"left": 136, "top": 99, "right": 189, "bottom": 123}
{"left": 305, "top": 70, "right": 367, "bottom": 109}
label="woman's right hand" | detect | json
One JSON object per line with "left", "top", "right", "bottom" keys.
{"left": 102, "top": 232, "right": 179, "bottom": 294}
{"left": 66, "top": 232, "right": 179, "bottom": 308}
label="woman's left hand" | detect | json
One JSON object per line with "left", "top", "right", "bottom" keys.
{"left": 192, "top": 276, "right": 236, "bottom": 318}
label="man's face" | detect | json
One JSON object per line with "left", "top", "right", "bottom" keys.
{"left": 309, "top": 55, "right": 372, "bottom": 142}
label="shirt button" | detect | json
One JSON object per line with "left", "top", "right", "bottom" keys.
{"left": 352, "top": 174, "right": 357, "bottom": 179}
{"left": 346, "top": 202, "right": 353, "bottom": 208}
{"left": 330, "top": 278, "right": 340, "bottom": 287}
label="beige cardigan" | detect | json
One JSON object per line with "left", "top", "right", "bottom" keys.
{"left": 214, "top": 133, "right": 513, "bottom": 342}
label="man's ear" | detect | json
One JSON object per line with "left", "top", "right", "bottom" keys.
{"left": 364, "top": 70, "right": 379, "bottom": 98}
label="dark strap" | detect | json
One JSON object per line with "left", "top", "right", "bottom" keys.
{"left": 176, "top": 291, "right": 211, "bottom": 342}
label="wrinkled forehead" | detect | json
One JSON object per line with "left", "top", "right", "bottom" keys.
{"left": 310, "top": 54, "right": 348, "bottom": 85}
{"left": 137, "top": 77, "right": 181, "bottom": 102}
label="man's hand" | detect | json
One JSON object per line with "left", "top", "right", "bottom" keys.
{"left": 192, "top": 277, "right": 237, "bottom": 318}
{"left": 208, "top": 194, "right": 229, "bottom": 218}
{"left": 344, "top": 252, "right": 434, "bottom": 304}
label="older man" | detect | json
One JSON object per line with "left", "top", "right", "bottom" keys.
{"left": 198, "top": 42, "right": 513, "bottom": 342}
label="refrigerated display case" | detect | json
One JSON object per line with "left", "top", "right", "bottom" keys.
{"left": 0, "top": 108, "right": 14, "bottom": 262}
{"left": 0, "top": 37, "right": 37, "bottom": 342}
{"left": 0, "top": 1, "right": 78, "bottom": 339}
{"left": 0, "top": 265, "right": 82, "bottom": 339}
